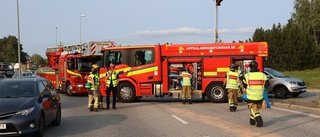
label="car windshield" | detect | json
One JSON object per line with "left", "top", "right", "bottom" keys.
{"left": 266, "top": 69, "right": 286, "bottom": 78}
{"left": 0, "top": 82, "right": 36, "bottom": 98}
{"left": 2, "top": 64, "right": 13, "bottom": 70}
{"left": 22, "top": 72, "right": 33, "bottom": 76}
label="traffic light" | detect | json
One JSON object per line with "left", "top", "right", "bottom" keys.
{"left": 216, "top": 0, "right": 223, "bottom": 6}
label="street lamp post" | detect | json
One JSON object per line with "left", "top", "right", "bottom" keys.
{"left": 214, "top": 3, "right": 218, "bottom": 43}
{"left": 80, "top": 15, "right": 86, "bottom": 44}
{"left": 56, "top": 26, "right": 58, "bottom": 46}
{"left": 214, "top": 0, "right": 222, "bottom": 43}
{"left": 16, "top": 0, "right": 21, "bottom": 76}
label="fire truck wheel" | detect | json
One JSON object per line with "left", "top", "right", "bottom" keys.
{"left": 206, "top": 83, "right": 227, "bottom": 103}
{"left": 117, "top": 82, "right": 136, "bottom": 102}
{"left": 66, "top": 82, "right": 73, "bottom": 96}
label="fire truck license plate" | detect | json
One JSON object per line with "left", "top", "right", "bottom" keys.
{"left": 0, "top": 124, "right": 6, "bottom": 129}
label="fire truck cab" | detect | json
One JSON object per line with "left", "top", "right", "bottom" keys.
{"left": 37, "top": 41, "right": 114, "bottom": 95}
{"left": 100, "top": 42, "right": 268, "bottom": 102}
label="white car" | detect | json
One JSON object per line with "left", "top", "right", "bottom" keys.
{"left": 263, "top": 68, "right": 306, "bottom": 98}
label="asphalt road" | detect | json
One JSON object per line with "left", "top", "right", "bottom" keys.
{"left": 41, "top": 91, "right": 320, "bottom": 137}
{"left": 269, "top": 89, "right": 320, "bottom": 115}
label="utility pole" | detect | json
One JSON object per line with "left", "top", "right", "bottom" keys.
{"left": 16, "top": 0, "right": 21, "bottom": 76}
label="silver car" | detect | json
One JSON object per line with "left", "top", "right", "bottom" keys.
{"left": 263, "top": 68, "right": 306, "bottom": 98}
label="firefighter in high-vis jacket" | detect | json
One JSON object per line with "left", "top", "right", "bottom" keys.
{"left": 105, "top": 63, "right": 119, "bottom": 109}
{"left": 87, "top": 66, "right": 100, "bottom": 112}
{"left": 224, "top": 64, "right": 239, "bottom": 112}
{"left": 244, "top": 60, "right": 268, "bottom": 127}
{"left": 180, "top": 67, "right": 192, "bottom": 104}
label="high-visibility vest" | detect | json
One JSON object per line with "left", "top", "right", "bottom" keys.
{"left": 106, "top": 71, "right": 118, "bottom": 87}
{"left": 245, "top": 72, "right": 267, "bottom": 101}
{"left": 226, "top": 71, "right": 239, "bottom": 89}
{"left": 87, "top": 73, "right": 99, "bottom": 90}
{"left": 181, "top": 71, "right": 191, "bottom": 86}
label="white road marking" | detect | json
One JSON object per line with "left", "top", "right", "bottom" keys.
{"left": 273, "top": 106, "right": 320, "bottom": 118}
{"left": 171, "top": 115, "right": 189, "bottom": 124}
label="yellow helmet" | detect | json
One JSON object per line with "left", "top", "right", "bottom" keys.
{"left": 92, "top": 64, "right": 98, "bottom": 69}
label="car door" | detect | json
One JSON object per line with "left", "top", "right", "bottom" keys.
{"left": 263, "top": 71, "right": 274, "bottom": 93}
{"left": 39, "top": 80, "right": 55, "bottom": 124}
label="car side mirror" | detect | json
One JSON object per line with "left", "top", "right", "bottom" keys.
{"left": 41, "top": 91, "right": 52, "bottom": 98}
{"left": 266, "top": 75, "right": 271, "bottom": 79}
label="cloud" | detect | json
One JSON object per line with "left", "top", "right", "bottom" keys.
{"left": 110, "top": 27, "right": 255, "bottom": 45}
{"left": 134, "top": 27, "right": 255, "bottom": 37}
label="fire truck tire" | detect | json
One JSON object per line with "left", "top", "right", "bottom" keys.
{"left": 66, "top": 82, "right": 74, "bottom": 96}
{"left": 117, "top": 82, "right": 136, "bottom": 103}
{"left": 206, "top": 83, "right": 227, "bottom": 103}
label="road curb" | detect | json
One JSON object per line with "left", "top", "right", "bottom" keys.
{"left": 272, "top": 102, "right": 320, "bottom": 114}
{"left": 307, "top": 89, "right": 320, "bottom": 92}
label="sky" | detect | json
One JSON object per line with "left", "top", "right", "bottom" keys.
{"left": 0, "top": 0, "right": 295, "bottom": 58}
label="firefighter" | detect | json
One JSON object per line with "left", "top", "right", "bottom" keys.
{"left": 87, "top": 65, "right": 100, "bottom": 112}
{"left": 223, "top": 63, "right": 239, "bottom": 112}
{"left": 244, "top": 60, "right": 268, "bottom": 127}
{"left": 105, "top": 63, "right": 119, "bottom": 109}
{"left": 180, "top": 67, "right": 192, "bottom": 104}
{"left": 92, "top": 64, "right": 105, "bottom": 109}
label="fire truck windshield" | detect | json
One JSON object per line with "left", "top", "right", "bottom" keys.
{"left": 76, "top": 57, "right": 102, "bottom": 72}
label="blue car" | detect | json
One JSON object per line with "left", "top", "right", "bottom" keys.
{"left": 0, "top": 76, "right": 61, "bottom": 136}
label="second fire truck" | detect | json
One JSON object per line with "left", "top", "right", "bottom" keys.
{"left": 37, "top": 41, "right": 115, "bottom": 95}
{"left": 99, "top": 42, "right": 268, "bottom": 103}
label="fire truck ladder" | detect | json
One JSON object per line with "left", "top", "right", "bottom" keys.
{"left": 62, "top": 43, "right": 86, "bottom": 53}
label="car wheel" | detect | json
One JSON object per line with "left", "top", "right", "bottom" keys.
{"left": 52, "top": 105, "right": 61, "bottom": 126}
{"left": 117, "top": 82, "right": 136, "bottom": 102}
{"left": 206, "top": 83, "right": 227, "bottom": 103}
{"left": 34, "top": 114, "right": 44, "bottom": 137}
{"left": 274, "top": 85, "right": 288, "bottom": 98}
{"left": 66, "top": 82, "right": 73, "bottom": 96}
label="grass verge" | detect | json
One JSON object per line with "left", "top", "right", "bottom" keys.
{"left": 282, "top": 67, "right": 320, "bottom": 89}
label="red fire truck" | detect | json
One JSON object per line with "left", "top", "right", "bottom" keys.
{"left": 99, "top": 42, "right": 268, "bottom": 103}
{"left": 37, "top": 41, "right": 115, "bottom": 95}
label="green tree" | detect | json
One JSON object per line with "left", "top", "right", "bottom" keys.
{"left": 0, "top": 35, "right": 28, "bottom": 63}
{"left": 292, "top": 0, "right": 320, "bottom": 67}
{"left": 251, "top": 0, "right": 320, "bottom": 70}
{"left": 31, "top": 53, "right": 47, "bottom": 65}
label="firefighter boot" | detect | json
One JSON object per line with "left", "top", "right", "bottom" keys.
{"left": 99, "top": 102, "right": 105, "bottom": 109}
{"left": 182, "top": 99, "right": 186, "bottom": 105}
{"left": 89, "top": 106, "right": 94, "bottom": 112}
{"left": 94, "top": 108, "right": 98, "bottom": 112}
{"left": 249, "top": 115, "right": 256, "bottom": 125}
{"left": 229, "top": 105, "right": 235, "bottom": 112}
{"left": 255, "top": 116, "right": 263, "bottom": 127}
{"left": 188, "top": 99, "right": 192, "bottom": 104}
